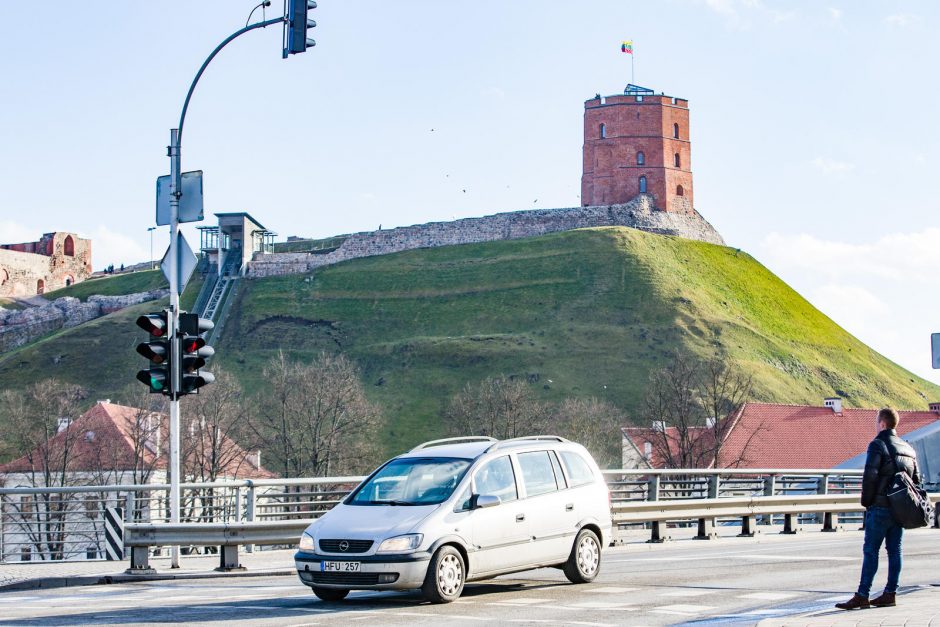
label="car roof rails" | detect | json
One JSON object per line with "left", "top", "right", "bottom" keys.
{"left": 485, "top": 435, "right": 569, "bottom": 453}
{"left": 409, "top": 436, "right": 498, "bottom": 452}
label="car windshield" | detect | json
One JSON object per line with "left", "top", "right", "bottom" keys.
{"left": 348, "top": 457, "right": 472, "bottom": 506}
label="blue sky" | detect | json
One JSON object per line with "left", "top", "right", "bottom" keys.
{"left": 1, "top": 1, "right": 938, "bottom": 387}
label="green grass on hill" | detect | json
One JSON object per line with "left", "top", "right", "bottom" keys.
{"left": 3, "top": 227, "right": 937, "bottom": 457}
{"left": 44, "top": 270, "right": 168, "bottom": 302}
{"left": 0, "top": 298, "right": 26, "bottom": 311}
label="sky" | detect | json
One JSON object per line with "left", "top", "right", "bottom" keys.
{"left": 1, "top": 0, "right": 938, "bottom": 386}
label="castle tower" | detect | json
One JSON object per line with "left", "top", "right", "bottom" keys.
{"left": 581, "top": 85, "right": 694, "bottom": 214}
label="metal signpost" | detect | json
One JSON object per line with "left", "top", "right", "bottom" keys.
{"left": 151, "top": 1, "right": 316, "bottom": 568}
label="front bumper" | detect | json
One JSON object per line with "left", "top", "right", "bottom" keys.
{"left": 295, "top": 550, "right": 432, "bottom": 590}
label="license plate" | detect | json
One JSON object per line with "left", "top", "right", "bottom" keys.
{"left": 321, "top": 561, "right": 361, "bottom": 572}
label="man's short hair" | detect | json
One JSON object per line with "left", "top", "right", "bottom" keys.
{"left": 878, "top": 408, "right": 900, "bottom": 429}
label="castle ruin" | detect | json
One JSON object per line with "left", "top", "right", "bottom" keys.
{"left": 0, "top": 232, "right": 92, "bottom": 297}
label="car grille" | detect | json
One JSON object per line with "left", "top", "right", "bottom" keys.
{"left": 305, "top": 572, "right": 396, "bottom": 585}
{"left": 318, "top": 539, "right": 374, "bottom": 553}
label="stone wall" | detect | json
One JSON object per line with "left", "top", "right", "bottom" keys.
{"left": 0, "top": 289, "right": 168, "bottom": 354}
{"left": 0, "top": 232, "right": 93, "bottom": 297}
{"left": 248, "top": 196, "right": 725, "bottom": 278}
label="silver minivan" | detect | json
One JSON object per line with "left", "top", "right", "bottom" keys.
{"left": 295, "top": 435, "right": 612, "bottom": 603}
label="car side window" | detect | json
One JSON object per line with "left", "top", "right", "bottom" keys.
{"left": 549, "top": 450, "right": 567, "bottom": 489}
{"left": 559, "top": 451, "right": 596, "bottom": 487}
{"left": 473, "top": 455, "right": 518, "bottom": 502}
{"left": 454, "top": 486, "right": 472, "bottom": 512}
{"left": 517, "top": 451, "right": 560, "bottom": 497}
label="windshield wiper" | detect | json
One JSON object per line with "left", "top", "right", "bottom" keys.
{"left": 363, "top": 499, "right": 418, "bottom": 506}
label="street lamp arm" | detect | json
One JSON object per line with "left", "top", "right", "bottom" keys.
{"left": 177, "top": 16, "right": 285, "bottom": 144}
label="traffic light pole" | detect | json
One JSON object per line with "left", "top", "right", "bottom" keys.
{"left": 167, "top": 129, "right": 182, "bottom": 568}
{"left": 163, "top": 13, "right": 285, "bottom": 570}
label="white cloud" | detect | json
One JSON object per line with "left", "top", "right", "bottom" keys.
{"left": 885, "top": 13, "right": 920, "bottom": 27}
{"left": 0, "top": 220, "right": 39, "bottom": 245}
{"left": 828, "top": 7, "right": 843, "bottom": 21}
{"left": 701, "top": 0, "right": 794, "bottom": 28}
{"left": 810, "top": 156, "right": 855, "bottom": 174}
{"left": 480, "top": 86, "right": 506, "bottom": 100}
{"left": 761, "top": 228, "right": 940, "bottom": 384}
{"left": 78, "top": 225, "right": 150, "bottom": 271}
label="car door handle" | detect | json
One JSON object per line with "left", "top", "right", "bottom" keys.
{"left": 565, "top": 503, "right": 574, "bottom": 512}
{"left": 515, "top": 513, "right": 525, "bottom": 522}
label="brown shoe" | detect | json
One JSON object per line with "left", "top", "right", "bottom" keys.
{"left": 870, "top": 592, "right": 896, "bottom": 607}
{"left": 835, "top": 594, "right": 870, "bottom": 610}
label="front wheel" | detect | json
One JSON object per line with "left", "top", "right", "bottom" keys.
{"left": 563, "top": 528, "right": 601, "bottom": 584}
{"left": 312, "top": 587, "right": 349, "bottom": 602}
{"left": 421, "top": 545, "right": 465, "bottom": 603}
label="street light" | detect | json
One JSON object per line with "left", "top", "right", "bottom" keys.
{"left": 147, "top": 227, "right": 156, "bottom": 270}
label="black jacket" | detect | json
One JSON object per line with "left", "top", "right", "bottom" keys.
{"left": 861, "top": 429, "right": 920, "bottom": 508}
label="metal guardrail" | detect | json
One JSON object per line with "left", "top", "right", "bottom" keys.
{"left": 2, "top": 469, "right": 933, "bottom": 565}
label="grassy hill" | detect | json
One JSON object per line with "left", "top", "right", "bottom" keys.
{"left": 2, "top": 227, "right": 937, "bottom": 455}
{"left": 43, "top": 269, "right": 167, "bottom": 302}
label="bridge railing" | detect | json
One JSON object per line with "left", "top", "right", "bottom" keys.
{"left": 1, "top": 469, "right": 931, "bottom": 564}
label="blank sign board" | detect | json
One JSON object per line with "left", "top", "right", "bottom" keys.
{"left": 156, "top": 171, "right": 204, "bottom": 225}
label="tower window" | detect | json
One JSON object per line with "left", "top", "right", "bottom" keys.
{"left": 673, "top": 123, "right": 680, "bottom": 139}
{"left": 636, "top": 151, "right": 645, "bottom": 165}
{"left": 638, "top": 176, "right": 647, "bottom": 194}
{"left": 677, "top": 185, "right": 684, "bottom": 196}
{"left": 599, "top": 123, "right": 606, "bottom": 138}
{"left": 674, "top": 153, "right": 681, "bottom": 168}
{"left": 64, "top": 235, "right": 74, "bottom": 257}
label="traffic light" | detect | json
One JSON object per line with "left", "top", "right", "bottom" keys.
{"left": 284, "top": 0, "right": 316, "bottom": 57}
{"left": 177, "top": 313, "right": 215, "bottom": 396}
{"left": 135, "top": 311, "right": 172, "bottom": 396}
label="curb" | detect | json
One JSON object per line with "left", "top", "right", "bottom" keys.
{"left": 0, "top": 568, "right": 295, "bottom": 592}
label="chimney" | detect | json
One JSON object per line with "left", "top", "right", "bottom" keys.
{"left": 824, "top": 397, "right": 843, "bottom": 414}
{"left": 929, "top": 402, "right": 940, "bottom": 414}
{"left": 249, "top": 450, "right": 262, "bottom": 469}
{"left": 652, "top": 420, "right": 666, "bottom": 433}
{"left": 57, "top": 417, "right": 71, "bottom": 433}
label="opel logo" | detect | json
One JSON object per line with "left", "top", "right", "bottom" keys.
{"left": 338, "top": 540, "right": 349, "bottom": 552}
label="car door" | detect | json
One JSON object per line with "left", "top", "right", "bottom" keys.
{"left": 467, "top": 455, "right": 531, "bottom": 574}
{"left": 516, "top": 450, "right": 575, "bottom": 563}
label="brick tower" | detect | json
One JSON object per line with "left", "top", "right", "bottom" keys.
{"left": 581, "top": 85, "right": 693, "bottom": 214}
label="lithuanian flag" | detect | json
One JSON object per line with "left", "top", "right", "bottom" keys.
{"left": 621, "top": 40, "right": 633, "bottom": 54}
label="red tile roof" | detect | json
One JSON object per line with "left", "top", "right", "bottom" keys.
{"left": 624, "top": 403, "right": 940, "bottom": 470}
{"left": 0, "top": 401, "right": 276, "bottom": 480}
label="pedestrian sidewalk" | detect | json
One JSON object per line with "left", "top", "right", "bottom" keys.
{"left": 0, "top": 549, "right": 297, "bottom": 592}
{"left": 759, "top": 585, "right": 940, "bottom": 626}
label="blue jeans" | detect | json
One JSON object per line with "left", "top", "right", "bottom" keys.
{"left": 857, "top": 506, "right": 903, "bottom": 597}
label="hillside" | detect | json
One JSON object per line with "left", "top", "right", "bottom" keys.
{"left": 42, "top": 269, "right": 167, "bottom": 302}
{"left": 2, "top": 227, "right": 937, "bottom": 455}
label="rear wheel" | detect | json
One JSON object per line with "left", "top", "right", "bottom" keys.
{"left": 312, "top": 587, "right": 349, "bottom": 602}
{"left": 421, "top": 545, "right": 465, "bottom": 603}
{"left": 563, "top": 528, "right": 601, "bottom": 584}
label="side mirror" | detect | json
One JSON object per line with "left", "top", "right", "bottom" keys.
{"left": 470, "top": 494, "right": 501, "bottom": 510}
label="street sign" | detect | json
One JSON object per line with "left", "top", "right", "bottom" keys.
{"left": 160, "top": 232, "right": 198, "bottom": 295}
{"left": 156, "top": 171, "right": 204, "bottom": 225}
{"left": 932, "top": 333, "right": 940, "bottom": 369}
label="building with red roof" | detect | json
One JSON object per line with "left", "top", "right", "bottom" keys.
{"left": 623, "top": 398, "right": 940, "bottom": 472}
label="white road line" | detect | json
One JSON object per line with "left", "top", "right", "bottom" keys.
{"left": 391, "top": 611, "right": 489, "bottom": 621}
{"left": 659, "top": 589, "right": 713, "bottom": 597}
{"left": 739, "top": 591, "right": 797, "bottom": 600}
{"left": 584, "top": 586, "right": 639, "bottom": 594}
{"left": 565, "top": 602, "right": 636, "bottom": 610}
{"left": 653, "top": 603, "right": 715, "bottom": 612}
{"left": 495, "top": 597, "right": 554, "bottom": 604}
{"left": 737, "top": 554, "right": 856, "bottom": 561}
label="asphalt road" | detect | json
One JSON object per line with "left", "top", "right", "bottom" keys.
{"left": 1, "top": 528, "right": 938, "bottom": 626}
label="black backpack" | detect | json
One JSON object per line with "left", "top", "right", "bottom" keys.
{"left": 882, "top": 439, "right": 934, "bottom": 529}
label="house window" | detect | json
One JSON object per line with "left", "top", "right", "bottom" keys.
{"left": 674, "top": 153, "right": 681, "bottom": 168}
{"left": 673, "top": 123, "right": 680, "bottom": 139}
{"left": 677, "top": 185, "right": 684, "bottom": 196}
{"left": 64, "top": 235, "right": 75, "bottom": 257}
{"left": 36, "top": 279, "right": 44, "bottom": 295}
{"left": 638, "top": 176, "right": 647, "bottom": 193}
{"left": 636, "top": 151, "right": 645, "bottom": 165}
{"left": 599, "top": 123, "right": 606, "bottom": 138}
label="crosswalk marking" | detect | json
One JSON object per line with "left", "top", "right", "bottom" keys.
{"left": 654, "top": 603, "right": 715, "bottom": 612}
{"left": 584, "top": 586, "right": 639, "bottom": 594}
{"left": 739, "top": 591, "right": 796, "bottom": 600}
{"left": 660, "top": 589, "right": 713, "bottom": 597}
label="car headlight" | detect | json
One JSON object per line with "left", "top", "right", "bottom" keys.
{"left": 298, "top": 533, "right": 315, "bottom": 552}
{"left": 377, "top": 533, "right": 423, "bottom": 553}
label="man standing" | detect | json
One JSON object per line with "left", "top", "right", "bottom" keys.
{"left": 836, "top": 408, "right": 920, "bottom": 610}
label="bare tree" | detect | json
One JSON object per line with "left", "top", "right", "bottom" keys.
{"left": 0, "top": 380, "right": 88, "bottom": 560}
{"left": 86, "top": 387, "right": 166, "bottom": 487}
{"left": 546, "top": 397, "right": 626, "bottom": 469}
{"left": 251, "top": 352, "right": 381, "bottom": 478}
{"left": 635, "top": 353, "right": 754, "bottom": 469}
{"left": 443, "top": 376, "right": 546, "bottom": 440}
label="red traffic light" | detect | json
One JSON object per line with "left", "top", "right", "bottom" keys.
{"left": 136, "top": 313, "right": 168, "bottom": 337}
